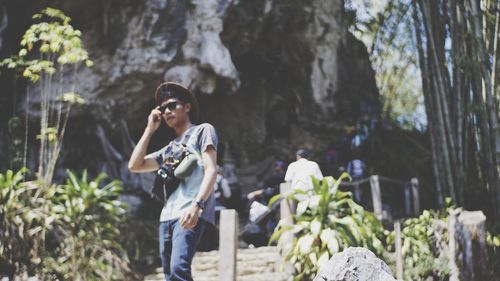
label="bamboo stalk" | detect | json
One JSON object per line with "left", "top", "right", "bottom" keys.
{"left": 413, "top": 0, "right": 445, "bottom": 205}
{"left": 467, "top": 0, "right": 500, "bottom": 213}
{"left": 420, "top": 0, "right": 460, "bottom": 201}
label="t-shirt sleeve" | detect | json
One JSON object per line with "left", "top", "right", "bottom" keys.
{"left": 284, "top": 164, "right": 294, "bottom": 182}
{"left": 197, "top": 123, "right": 218, "bottom": 153}
{"left": 147, "top": 146, "right": 166, "bottom": 165}
{"left": 314, "top": 163, "right": 323, "bottom": 180}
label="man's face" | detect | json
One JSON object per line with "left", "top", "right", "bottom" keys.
{"left": 159, "top": 98, "right": 191, "bottom": 128}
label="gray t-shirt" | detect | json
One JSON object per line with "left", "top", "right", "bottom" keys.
{"left": 150, "top": 123, "right": 218, "bottom": 224}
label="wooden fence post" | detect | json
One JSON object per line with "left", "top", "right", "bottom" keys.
{"left": 394, "top": 221, "right": 403, "bottom": 280}
{"left": 280, "top": 182, "right": 293, "bottom": 226}
{"left": 279, "top": 182, "right": 295, "bottom": 276}
{"left": 458, "top": 211, "right": 488, "bottom": 281}
{"left": 404, "top": 183, "right": 412, "bottom": 216}
{"left": 410, "top": 178, "right": 420, "bottom": 215}
{"left": 219, "top": 209, "right": 238, "bottom": 281}
{"left": 449, "top": 210, "right": 489, "bottom": 281}
{"left": 370, "top": 175, "right": 383, "bottom": 220}
{"left": 353, "top": 183, "right": 362, "bottom": 203}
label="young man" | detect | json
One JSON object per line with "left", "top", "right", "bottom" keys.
{"left": 128, "top": 82, "right": 217, "bottom": 281}
{"left": 284, "top": 148, "right": 323, "bottom": 191}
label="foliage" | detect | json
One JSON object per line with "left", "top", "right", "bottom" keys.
{"left": 0, "top": 168, "right": 54, "bottom": 277}
{"left": 347, "top": 0, "right": 426, "bottom": 131}
{"left": 387, "top": 209, "right": 451, "bottom": 281}
{"left": 270, "top": 174, "right": 385, "bottom": 281}
{"left": 6, "top": 117, "right": 25, "bottom": 169}
{"left": 0, "top": 7, "right": 91, "bottom": 187}
{"left": 411, "top": 0, "right": 500, "bottom": 211}
{"left": 0, "top": 8, "right": 92, "bottom": 80}
{"left": 43, "top": 170, "right": 129, "bottom": 281}
{"left": 0, "top": 10, "right": 132, "bottom": 279}
{"left": 350, "top": 0, "right": 500, "bottom": 216}
{"left": 0, "top": 169, "right": 131, "bottom": 280}
{"left": 486, "top": 222, "right": 500, "bottom": 278}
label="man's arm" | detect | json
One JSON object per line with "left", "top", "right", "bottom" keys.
{"left": 221, "top": 178, "right": 232, "bottom": 198}
{"left": 128, "top": 108, "right": 162, "bottom": 173}
{"left": 314, "top": 162, "right": 323, "bottom": 180}
{"left": 180, "top": 145, "right": 217, "bottom": 229}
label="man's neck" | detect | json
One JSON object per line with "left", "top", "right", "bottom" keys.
{"left": 174, "top": 121, "right": 194, "bottom": 137}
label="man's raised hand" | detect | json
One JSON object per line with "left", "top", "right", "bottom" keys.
{"left": 146, "top": 107, "right": 162, "bottom": 133}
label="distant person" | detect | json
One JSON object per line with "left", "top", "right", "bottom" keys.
{"left": 242, "top": 160, "right": 286, "bottom": 247}
{"left": 214, "top": 166, "right": 232, "bottom": 211}
{"left": 247, "top": 160, "right": 286, "bottom": 203}
{"left": 347, "top": 158, "right": 367, "bottom": 202}
{"left": 284, "top": 149, "right": 323, "bottom": 191}
{"left": 347, "top": 159, "right": 366, "bottom": 181}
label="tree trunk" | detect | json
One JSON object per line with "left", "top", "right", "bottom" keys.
{"left": 448, "top": 210, "right": 489, "bottom": 281}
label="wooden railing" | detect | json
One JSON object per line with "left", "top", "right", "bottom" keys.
{"left": 339, "top": 175, "right": 421, "bottom": 220}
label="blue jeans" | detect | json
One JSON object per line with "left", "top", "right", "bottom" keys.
{"left": 159, "top": 218, "right": 206, "bottom": 281}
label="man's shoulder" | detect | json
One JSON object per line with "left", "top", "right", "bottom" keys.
{"left": 195, "top": 122, "right": 215, "bottom": 129}
{"left": 192, "top": 123, "right": 216, "bottom": 135}
{"left": 287, "top": 161, "right": 300, "bottom": 169}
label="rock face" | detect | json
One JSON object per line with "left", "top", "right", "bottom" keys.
{"left": 313, "top": 247, "right": 396, "bottom": 281}
{"left": 0, "top": 0, "right": 379, "bottom": 190}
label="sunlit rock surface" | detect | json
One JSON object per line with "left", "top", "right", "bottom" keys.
{"left": 0, "top": 0, "right": 379, "bottom": 191}
{"left": 313, "top": 247, "right": 396, "bottom": 281}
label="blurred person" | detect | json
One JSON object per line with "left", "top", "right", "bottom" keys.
{"left": 347, "top": 158, "right": 367, "bottom": 202}
{"left": 284, "top": 149, "right": 323, "bottom": 191}
{"left": 214, "top": 165, "right": 231, "bottom": 211}
{"left": 246, "top": 160, "right": 286, "bottom": 203}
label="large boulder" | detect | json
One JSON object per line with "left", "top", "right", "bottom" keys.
{"left": 313, "top": 247, "right": 396, "bottom": 281}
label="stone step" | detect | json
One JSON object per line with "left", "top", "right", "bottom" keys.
{"left": 144, "top": 246, "right": 290, "bottom": 281}
{"left": 145, "top": 272, "right": 288, "bottom": 281}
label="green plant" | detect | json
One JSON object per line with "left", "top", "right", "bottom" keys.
{"left": 0, "top": 7, "right": 90, "bottom": 188}
{"left": 44, "top": 170, "right": 130, "bottom": 281}
{"left": 270, "top": 174, "right": 385, "bottom": 281}
{"left": 0, "top": 169, "right": 56, "bottom": 277}
{"left": 0, "top": 169, "right": 132, "bottom": 280}
{"left": 387, "top": 209, "right": 451, "bottom": 281}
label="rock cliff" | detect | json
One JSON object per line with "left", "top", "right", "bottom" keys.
{"left": 0, "top": 0, "right": 379, "bottom": 191}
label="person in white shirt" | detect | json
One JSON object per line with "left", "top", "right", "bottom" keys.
{"left": 284, "top": 149, "right": 323, "bottom": 191}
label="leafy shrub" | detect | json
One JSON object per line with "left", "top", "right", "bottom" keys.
{"left": 270, "top": 174, "right": 385, "bottom": 281}
{"left": 43, "top": 170, "right": 130, "bottom": 280}
{"left": 0, "top": 168, "right": 55, "bottom": 278}
{"left": 386, "top": 208, "right": 451, "bottom": 281}
{"left": 0, "top": 169, "right": 131, "bottom": 280}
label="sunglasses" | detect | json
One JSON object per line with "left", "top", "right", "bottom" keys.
{"left": 159, "top": 101, "right": 184, "bottom": 113}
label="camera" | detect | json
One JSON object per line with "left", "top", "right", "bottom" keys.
{"left": 157, "top": 162, "right": 176, "bottom": 184}
{"left": 150, "top": 146, "right": 194, "bottom": 203}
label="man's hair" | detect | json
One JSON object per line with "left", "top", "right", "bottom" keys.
{"left": 155, "top": 82, "right": 199, "bottom": 122}
{"left": 295, "top": 148, "right": 308, "bottom": 159}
